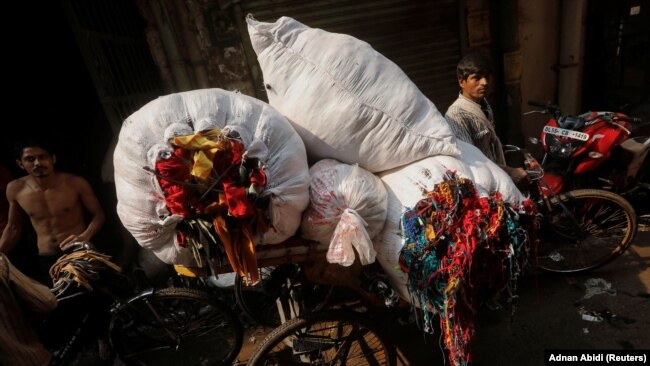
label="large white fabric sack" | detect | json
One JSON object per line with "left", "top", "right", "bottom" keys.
{"left": 434, "top": 140, "right": 526, "bottom": 205}
{"left": 114, "top": 88, "right": 310, "bottom": 266}
{"left": 246, "top": 15, "right": 459, "bottom": 172}
{"left": 373, "top": 150, "right": 526, "bottom": 302}
{"left": 301, "top": 159, "right": 387, "bottom": 266}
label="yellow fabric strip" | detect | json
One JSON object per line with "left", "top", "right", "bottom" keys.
{"left": 213, "top": 215, "right": 259, "bottom": 285}
{"left": 173, "top": 128, "right": 230, "bottom": 182}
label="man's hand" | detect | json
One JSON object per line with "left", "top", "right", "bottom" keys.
{"left": 502, "top": 166, "right": 529, "bottom": 183}
{"left": 509, "top": 167, "right": 529, "bottom": 183}
{"left": 59, "top": 234, "right": 86, "bottom": 250}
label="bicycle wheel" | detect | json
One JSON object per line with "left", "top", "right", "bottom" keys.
{"left": 537, "top": 189, "right": 637, "bottom": 273}
{"left": 109, "top": 287, "right": 243, "bottom": 366}
{"left": 247, "top": 310, "right": 396, "bottom": 366}
{"left": 234, "top": 263, "right": 334, "bottom": 327}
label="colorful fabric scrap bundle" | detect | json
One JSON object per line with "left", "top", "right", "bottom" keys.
{"left": 398, "top": 171, "right": 534, "bottom": 366}
{"left": 153, "top": 128, "right": 268, "bottom": 284}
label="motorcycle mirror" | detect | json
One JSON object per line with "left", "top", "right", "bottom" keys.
{"left": 528, "top": 137, "right": 540, "bottom": 145}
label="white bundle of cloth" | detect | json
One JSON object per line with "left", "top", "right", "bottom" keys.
{"left": 300, "top": 159, "right": 387, "bottom": 267}
{"left": 373, "top": 141, "right": 526, "bottom": 302}
{"left": 113, "top": 89, "right": 310, "bottom": 266}
{"left": 246, "top": 15, "right": 459, "bottom": 172}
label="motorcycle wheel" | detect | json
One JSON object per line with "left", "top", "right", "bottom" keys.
{"left": 537, "top": 189, "right": 638, "bottom": 273}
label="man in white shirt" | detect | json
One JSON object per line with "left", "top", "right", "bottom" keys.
{"left": 445, "top": 52, "right": 527, "bottom": 182}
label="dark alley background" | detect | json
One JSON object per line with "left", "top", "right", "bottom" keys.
{"left": 3, "top": 2, "right": 116, "bottom": 183}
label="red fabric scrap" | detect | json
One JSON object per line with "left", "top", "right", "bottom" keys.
{"left": 250, "top": 168, "right": 267, "bottom": 187}
{"left": 222, "top": 181, "right": 255, "bottom": 219}
{"left": 155, "top": 149, "right": 191, "bottom": 217}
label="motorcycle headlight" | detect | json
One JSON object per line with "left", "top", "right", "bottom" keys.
{"left": 544, "top": 134, "right": 582, "bottom": 159}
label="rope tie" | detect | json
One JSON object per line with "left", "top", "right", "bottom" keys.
{"left": 50, "top": 243, "right": 121, "bottom": 292}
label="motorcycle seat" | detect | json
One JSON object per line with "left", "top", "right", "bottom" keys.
{"left": 620, "top": 136, "right": 650, "bottom": 155}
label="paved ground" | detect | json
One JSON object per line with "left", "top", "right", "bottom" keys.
{"left": 234, "top": 231, "right": 650, "bottom": 366}
{"left": 471, "top": 230, "right": 650, "bottom": 366}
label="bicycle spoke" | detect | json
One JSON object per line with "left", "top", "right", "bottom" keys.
{"left": 111, "top": 288, "right": 243, "bottom": 365}
{"left": 539, "top": 190, "right": 636, "bottom": 273}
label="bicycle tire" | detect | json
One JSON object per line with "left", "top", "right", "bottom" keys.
{"left": 537, "top": 189, "right": 637, "bottom": 273}
{"left": 109, "top": 287, "right": 243, "bottom": 366}
{"left": 234, "top": 264, "right": 334, "bottom": 327}
{"left": 247, "top": 310, "right": 396, "bottom": 366}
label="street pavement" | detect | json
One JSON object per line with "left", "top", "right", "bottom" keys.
{"left": 471, "top": 230, "right": 650, "bottom": 366}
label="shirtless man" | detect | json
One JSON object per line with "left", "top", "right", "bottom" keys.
{"left": 0, "top": 139, "right": 105, "bottom": 285}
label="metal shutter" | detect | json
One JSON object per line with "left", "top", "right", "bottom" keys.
{"left": 63, "top": 0, "right": 164, "bottom": 133}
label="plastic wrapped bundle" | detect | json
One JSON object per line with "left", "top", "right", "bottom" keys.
{"left": 247, "top": 15, "right": 459, "bottom": 172}
{"left": 114, "top": 89, "right": 310, "bottom": 269}
{"left": 301, "top": 159, "right": 387, "bottom": 266}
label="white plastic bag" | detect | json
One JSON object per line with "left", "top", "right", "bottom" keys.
{"left": 247, "top": 15, "right": 459, "bottom": 172}
{"left": 326, "top": 208, "right": 373, "bottom": 266}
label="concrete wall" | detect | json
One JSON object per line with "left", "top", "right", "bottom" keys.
{"left": 557, "top": 0, "right": 588, "bottom": 115}
{"left": 518, "top": 0, "right": 560, "bottom": 146}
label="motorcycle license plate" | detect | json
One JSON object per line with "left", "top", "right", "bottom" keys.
{"left": 543, "top": 126, "right": 589, "bottom": 141}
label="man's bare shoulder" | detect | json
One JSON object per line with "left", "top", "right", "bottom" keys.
{"left": 6, "top": 177, "right": 29, "bottom": 197}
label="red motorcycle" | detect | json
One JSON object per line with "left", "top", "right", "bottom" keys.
{"left": 526, "top": 101, "right": 650, "bottom": 224}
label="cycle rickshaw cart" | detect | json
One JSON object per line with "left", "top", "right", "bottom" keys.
{"left": 50, "top": 141, "right": 638, "bottom": 366}
{"left": 50, "top": 232, "right": 399, "bottom": 366}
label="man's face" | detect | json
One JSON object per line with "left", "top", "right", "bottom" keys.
{"left": 460, "top": 73, "right": 490, "bottom": 103}
{"left": 17, "top": 147, "right": 56, "bottom": 178}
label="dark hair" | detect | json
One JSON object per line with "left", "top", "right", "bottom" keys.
{"left": 12, "top": 137, "right": 55, "bottom": 160}
{"left": 457, "top": 52, "right": 493, "bottom": 81}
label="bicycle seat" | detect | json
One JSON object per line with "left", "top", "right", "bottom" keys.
{"left": 557, "top": 115, "right": 585, "bottom": 130}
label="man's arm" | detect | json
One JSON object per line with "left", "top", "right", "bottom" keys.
{"left": 59, "top": 176, "right": 105, "bottom": 248}
{"left": 0, "top": 181, "right": 26, "bottom": 254}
